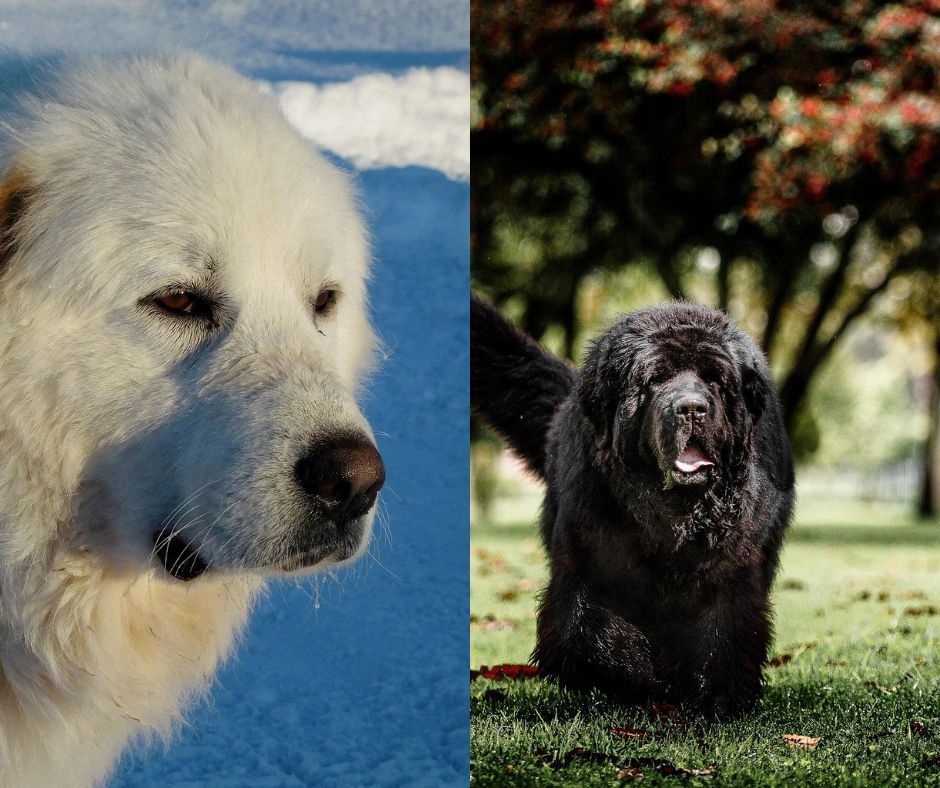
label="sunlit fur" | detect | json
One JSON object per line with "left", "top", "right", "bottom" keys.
{"left": 0, "top": 54, "right": 377, "bottom": 784}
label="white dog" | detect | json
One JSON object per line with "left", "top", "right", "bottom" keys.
{"left": 0, "top": 54, "right": 384, "bottom": 785}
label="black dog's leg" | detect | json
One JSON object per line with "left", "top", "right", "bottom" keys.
{"left": 678, "top": 575, "right": 770, "bottom": 719}
{"left": 534, "top": 567, "right": 660, "bottom": 702}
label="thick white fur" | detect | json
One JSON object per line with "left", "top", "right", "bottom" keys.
{"left": 0, "top": 54, "right": 377, "bottom": 784}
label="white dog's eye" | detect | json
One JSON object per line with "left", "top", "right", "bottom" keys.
{"left": 313, "top": 288, "right": 338, "bottom": 316}
{"left": 153, "top": 290, "right": 211, "bottom": 318}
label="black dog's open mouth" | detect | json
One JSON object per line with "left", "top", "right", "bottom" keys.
{"left": 154, "top": 530, "right": 209, "bottom": 582}
{"left": 670, "top": 438, "right": 715, "bottom": 486}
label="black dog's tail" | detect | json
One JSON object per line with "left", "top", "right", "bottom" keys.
{"left": 471, "top": 295, "right": 576, "bottom": 479}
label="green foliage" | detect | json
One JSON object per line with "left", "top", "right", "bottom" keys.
{"left": 472, "top": 0, "right": 940, "bottom": 425}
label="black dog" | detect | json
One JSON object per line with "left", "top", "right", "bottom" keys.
{"left": 471, "top": 296, "right": 794, "bottom": 719}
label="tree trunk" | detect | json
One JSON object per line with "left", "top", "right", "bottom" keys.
{"left": 560, "top": 277, "right": 578, "bottom": 361}
{"left": 918, "top": 327, "right": 940, "bottom": 519}
{"left": 716, "top": 254, "right": 730, "bottom": 312}
{"left": 780, "top": 255, "right": 902, "bottom": 431}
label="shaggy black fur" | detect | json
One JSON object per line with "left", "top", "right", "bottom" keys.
{"left": 471, "top": 296, "right": 795, "bottom": 719}
{"left": 470, "top": 296, "right": 576, "bottom": 477}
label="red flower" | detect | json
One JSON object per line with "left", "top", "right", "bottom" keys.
{"left": 805, "top": 173, "right": 828, "bottom": 199}
{"left": 668, "top": 82, "right": 695, "bottom": 97}
{"left": 800, "top": 97, "right": 822, "bottom": 118}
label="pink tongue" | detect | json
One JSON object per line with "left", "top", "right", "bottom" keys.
{"left": 675, "top": 446, "right": 714, "bottom": 473}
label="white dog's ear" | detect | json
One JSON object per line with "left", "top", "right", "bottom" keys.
{"left": 0, "top": 169, "right": 31, "bottom": 271}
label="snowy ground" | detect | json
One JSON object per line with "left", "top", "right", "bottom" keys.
{"left": 0, "top": 1, "right": 469, "bottom": 785}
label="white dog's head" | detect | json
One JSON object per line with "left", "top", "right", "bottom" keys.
{"left": 0, "top": 55, "right": 383, "bottom": 582}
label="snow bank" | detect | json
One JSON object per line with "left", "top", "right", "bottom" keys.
{"left": 272, "top": 67, "right": 469, "bottom": 181}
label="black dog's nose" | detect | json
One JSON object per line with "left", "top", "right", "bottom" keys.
{"left": 673, "top": 394, "right": 709, "bottom": 418}
{"left": 295, "top": 436, "right": 385, "bottom": 524}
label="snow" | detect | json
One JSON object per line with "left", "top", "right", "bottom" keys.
{"left": 0, "top": 0, "right": 469, "bottom": 784}
{"left": 272, "top": 68, "right": 469, "bottom": 180}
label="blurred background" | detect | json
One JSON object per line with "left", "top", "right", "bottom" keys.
{"left": 471, "top": 0, "right": 939, "bottom": 527}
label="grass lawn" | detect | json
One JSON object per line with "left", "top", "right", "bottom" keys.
{"left": 471, "top": 489, "right": 940, "bottom": 785}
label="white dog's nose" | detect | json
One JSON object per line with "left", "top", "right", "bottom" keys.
{"left": 294, "top": 435, "right": 385, "bottom": 524}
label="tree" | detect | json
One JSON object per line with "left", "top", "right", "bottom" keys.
{"left": 905, "top": 274, "right": 940, "bottom": 517}
{"left": 921, "top": 324, "right": 939, "bottom": 517}
{"left": 472, "top": 0, "right": 940, "bottom": 434}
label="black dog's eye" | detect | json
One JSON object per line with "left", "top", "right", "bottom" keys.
{"left": 699, "top": 367, "right": 726, "bottom": 387}
{"left": 702, "top": 372, "right": 721, "bottom": 387}
{"left": 153, "top": 290, "right": 212, "bottom": 319}
{"left": 313, "top": 288, "right": 339, "bottom": 317}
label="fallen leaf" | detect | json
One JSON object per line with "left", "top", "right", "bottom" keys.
{"left": 865, "top": 681, "right": 898, "bottom": 694}
{"left": 782, "top": 734, "right": 820, "bottom": 750}
{"left": 616, "top": 766, "right": 644, "bottom": 780}
{"left": 687, "top": 766, "right": 719, "bottom": 776}
{"left": 767, "top": 653, "right": 793, "bottom": 667}
{"left": 912, "top": 721, "right": 932, "bottom": 737}
{"left": 472, "top": 663, "right": 540, "bottom": 681}
{"left": 470, "top": 615, "right": 517, "bottom": 632}
{"left": 904, "top": 606, "right": 939, "bottom": 617}
{"left": 497, "top": 589, "right": 519, "bottom": 602}
{"left": 651, "top": 702, "right": 680, "bottom": 719}
{"left": 610, "top": 726, "right": 654, "bottom": 740}
{"left": 554, "top": 747, "right": 611, "bottom": 768}
{"left": 473, "top": 547, "right": 508, "bottom": 572}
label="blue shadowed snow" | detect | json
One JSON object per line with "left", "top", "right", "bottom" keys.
{"left": 113, "top": 167, "right": 469, "bottom": 786}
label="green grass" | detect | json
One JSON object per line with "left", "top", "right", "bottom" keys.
{"left": 471, "top": 492, "right": 940, "bottom": 785}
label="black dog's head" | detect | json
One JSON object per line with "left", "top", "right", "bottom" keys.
{"left": 577, "top": 302, "right": 768, "bottom": 498}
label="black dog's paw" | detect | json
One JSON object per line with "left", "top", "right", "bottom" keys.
{"left": 680, "top": 675, "right": 760, "bottom": 721}
{"left": 537, "top": 605, "right": 661, "bottom": 702}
